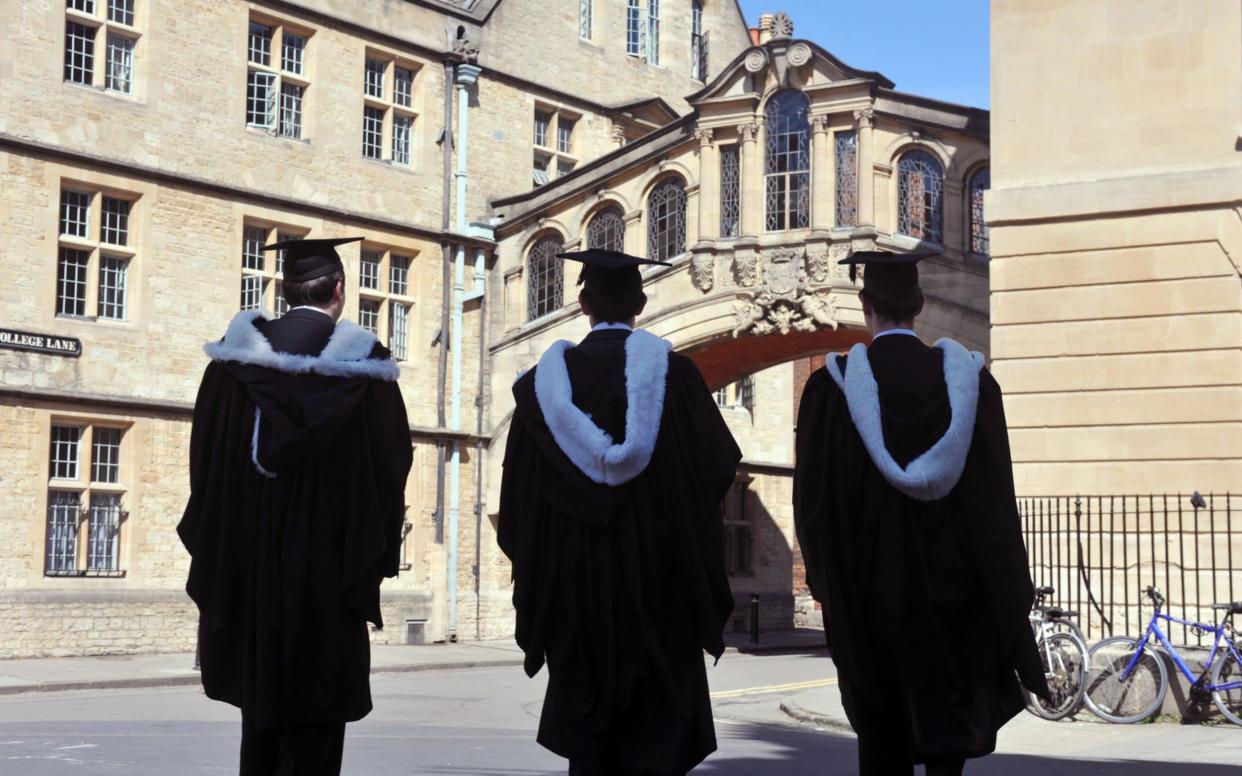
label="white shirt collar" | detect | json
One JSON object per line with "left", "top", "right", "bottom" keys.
{"left": 591, "top": 321, "right": 633, "bottom": 332}
{"left": 872, "top": 328, "right": 917, "bottom": 340}
{"left": 288, "top": 305, "right": 333, "bottom": 319}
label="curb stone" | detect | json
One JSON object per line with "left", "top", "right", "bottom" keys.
{"left": 779, "top": 698, "right": 855, "bottom": 735}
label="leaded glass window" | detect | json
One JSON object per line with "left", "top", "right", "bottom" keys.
{"left": 364, "top": 58, "right": 385, "bottom": 99}
{"left": 969, "top": 167, "right": 990, "bottom": 256}
{"left": 281, "top": 32, "right": 305, "bottom": 76}
{"left": 526, "top": 236, "right": 564, "bottom": 322}
{"left": 835, "top": 131, "right": 858, "bottom": 228}
{"left": 359, "top": 249, "right": 381, "bottom": 290}
{"left": 107, "top": 0, "right": 134, "bottom": 26}
{"left": 101, "top": 196, "right": 129, "bottom": 245}
{"left": 720, "top": 145, "right": 740, "bottom": 238}
{"left": 647, "top": 178, "right": 686, "bottom": 262}
{"left": 579, "top": 0, "right": 593, "bottom": 39}
{"left": 389, "top": 302, "right": 409, "bottom": 361}
{"left": 765, "top": 91, "right": 811, "bottom": 231}
{"left": 91, "top": 428, "right": 121, "bottom": 483}
{"left": 362, "top": 106, "right": 384, "bottom": 159}
{"left": 87, "top": 493, "right": 122, "bottom": 571}
{"left": 248, "top": 22, "right": 272, "bottom": 66}
{"left": 60, "top": 190, "right": 91, "bottom": 238}
{"left": 97, "top": 256, "right": 128, "bottom": 320}
{"left": 358, "top": 299, "right": 379, "bottom": 334}
{"left": 390, "top": 255, "right": 410, "bottom": 296}
{"left": 897, "top": 150, "right": 944, "bottom": 243}
{"left": 46, "top": 491, "right": 81, "bottom": 575}
{"left": 626, "top": 0, "right": 641, "bottom": 56}
{"left": 587, "top": 206, "right": 625, "bottom": 252}
{"left": 242, "top": 225, "right": 266, "bottom": 271}
{"left": 105, "top": 33, "right": 133, "bottom": 94}
{"left": 279, "top": 83, "right": 303, "bottom": 139}
{"left": 50, "top": 426, "right": 82, "bottom": 480}
{"left": 57, "top": 248, "right": 90, "bottom": 317}
{"left": 691, "top": 0, "right": 706, "bottom": 80}
{"left": 64, "top": 21, "right": 95, "bottom": 85}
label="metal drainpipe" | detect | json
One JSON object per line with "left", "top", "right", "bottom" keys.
{"left": 472, "top": 246, "right": 487, "bottom": 640}
{"left": 436, "top": 60, "right": 453, "bottom": 565}
{"left": 447, "top": 62, "right": 482, "bottom": 642}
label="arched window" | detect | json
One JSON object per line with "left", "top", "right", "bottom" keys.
{"left": 587, "top": 206, "right": 625, "bottom": 252}
{"left": 647, "top": 178, "right": 686, "bottom": 262}
{"left": 764, "top": 90, "right": 811, "bottom": 231}
{"left": 526, "top": 235, "right": 564, "bottom": 322}
{"left": 969, "top": 167, "right": 990, "bottom": 256}
{"left": 897, "top": 150, "right": 944, "bottom": 243}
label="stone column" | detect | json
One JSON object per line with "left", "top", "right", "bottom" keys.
{"left": 738, "top": 120, "right": 763, "bottom": 236}
{"left": 854, "top": 107, "right": 875, "bottom": 229}
{"left": 810, "top": 114, "right": 833, "bottom": 232}
{"left": 694, "top": 128, "right": 718, "bottom": 243}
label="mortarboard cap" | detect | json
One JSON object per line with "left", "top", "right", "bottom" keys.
{"left": 557, "top": 249, "right": 670, "bottom": 299}
{"left": 837, "top": 249, "right": 938, "bottom": 291}
{"left": 262, "top": 236, "right": 363, "bottom": 283}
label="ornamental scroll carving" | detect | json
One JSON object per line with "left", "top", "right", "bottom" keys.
{"left": 732, "top": 249, "right": 759, "bottom": 287}
{"left": 731, "top": 247, "right": 841, "bottom": 336}
{"left": 690, "top": 253, "right": 715, "bottom": 292}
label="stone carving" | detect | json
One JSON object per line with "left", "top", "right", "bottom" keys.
{"left": 737, "top": 121, "right": 761, "bottom": 143}
{"left": 829, "top": 242, "right": 853, "bottom": 280}
{"left": 764, "top": 248, "right": 802, "bottom": 297}
{"left": 799, "top": 292, "right": 840, "bottom": 330}
{"left": 810, "top": 113, "right": 831, "bottom": 134}
{"left": 806, "top": 249, "right": 830, "bottom": 282}
{"left": 788, "top": 41, "right": 812, "bottom": 67}
{"left": 732, "top": 291, "right": 840, "bottom": 336}
{"left": 693, "top": 127, "right": 714, "bottom": 147}
{"left": 451, "top": 29, "right": 481, "bottom": 63}
{"left": 743, "top": 48, "right": 769, "bottom": 73}
{"left": 771, "top": 12, "right": 795, "bottom": 39}
{"left": 690, "top": 253, "right": 714, "bottom": 292}
{"left": 733, "top": 250, "right": 759, "bottom": 287}
{"left": 853, "top": 107, "right": 875, "bottom": 128}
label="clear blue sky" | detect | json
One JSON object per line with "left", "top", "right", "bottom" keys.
{"left": 736, "top": 1, "right": 990, "bottom": 109}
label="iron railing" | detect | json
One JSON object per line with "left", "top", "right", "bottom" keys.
{"left": 1020, "top": 493, "right": 1239, "bottom": 645}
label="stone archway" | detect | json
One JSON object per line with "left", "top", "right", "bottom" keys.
{"left": 687, "top": 325, "right": 869, "bottom": 390}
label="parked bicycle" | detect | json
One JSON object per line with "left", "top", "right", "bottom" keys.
{"left": 1084, "top": 586, "right": 1242, "bottom": 725}
{"left": 1025, "top": 585, "right": 1088, "bottom": 720}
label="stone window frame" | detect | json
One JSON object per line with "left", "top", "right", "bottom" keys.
{"left": 55, "top": 182, "right": 140, "bottom": 324}
{"left": 586, "top": 205, "right": 626, "bottom": 252}
{"left": 246, "top": 14, "right": 314, "bottom": 142}
{"left": 526, "top": 233, "right": 566, "bottom": 322}
{"left": 714, "top": 373, "right": 755, "bottom": 414}
{"left": 361, "top": 49, "right": 422, "bottom": 168}
{"left": 44, "top": 419, "right": 132, "bottom": 578}
{"left": 579, "top": 0, "right": 593, "bottom": 41}
{"left": 356, "top": 243, "right": 417, "bottom": 361}
{"left": 719, "top": 144, "right": 741, "bottom": 238}
{"left": 691, "top": 0, "right": 708, "bottom": 81}
{"left": 834, "top": 130, "right": 858, "bottom": 228}
{"left": 763, "top": 89, "right": 812, "bottom": 232}
{"left": 63, "top": 0, "right": 142, "bottom": 98}
{"left": 721, "top": 475, "right": 755, "bottom": 577}
{"left": 532, "top": 103, "right": 580, "bottom": 187}
{"left": 896, "top": 149, "right": 946, "bottom": 245}
{"left": 238, "top": 220, "right": 308, "bottom": 315}
{"left": 623, "top": 0, "right": 660, "bottom": 65}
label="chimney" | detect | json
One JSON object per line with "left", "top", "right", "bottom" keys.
{"left": 749, "top": 27, "right": 761, "bottom": 46}
{"left": 758, "top": 13, "right": 775, "bottom": 44}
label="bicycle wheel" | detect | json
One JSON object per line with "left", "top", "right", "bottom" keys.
{"left": 1026, "top": 632, "right": 1087, "bottom": 720}
{"left": 1083, "top": 636, "right": 1167, "bottom": 723}
{"left": 1210, "top": 643, "right": 1242, "bottom": 727}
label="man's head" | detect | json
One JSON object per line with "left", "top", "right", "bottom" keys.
{"left": 263, "top": 236, "right": 363, "bottom": 323}
{"left": 839, "top": 250, "right": 935, "bottom": 333}
{"left": 558, "top": 249, "right": 668, "bottom": 326}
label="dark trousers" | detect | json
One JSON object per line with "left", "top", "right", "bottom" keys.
{"left": 240, "top": 714, "right": 346, "bottom": 776}
{"left": 841, "top": 681, "right": 966, "bottom": 776}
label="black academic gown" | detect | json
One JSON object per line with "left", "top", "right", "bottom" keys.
{"left": 497, "top": 329, "right": 741, "bottom": 776}
{"left": 793, "top": 334, "right": 1047, "bottom": 763}
{"left": 178, "top": 310, "right": 413, "bottom": 732}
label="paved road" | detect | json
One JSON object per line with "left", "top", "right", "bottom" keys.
{"left": 0, "top": 651, "right": 1237, "bottom": 774}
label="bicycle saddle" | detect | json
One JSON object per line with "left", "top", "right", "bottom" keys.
{"left": 1044, "top": 608, "right": 1077, "bottom": 619}
{"left": 1212, "top": 601, "right": 1242, "bottom": 615}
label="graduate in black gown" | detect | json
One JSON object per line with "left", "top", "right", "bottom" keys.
{"left": 793, "top": 251, "right": 1048, "bottom": 776}
{"left": 179, "top": 237, "right": 413, "bottom": 776}
{"left": 498, "top": 249, "right": 741, "bottom": 776}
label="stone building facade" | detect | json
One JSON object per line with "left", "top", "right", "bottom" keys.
{"left": 0, "top": 2, "right": 993, "bottom": 657}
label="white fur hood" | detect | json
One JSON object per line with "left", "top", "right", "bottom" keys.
{"left": 533, "top": 329, "right": 672, "bottom": 487}
{"left": 826, "top": 338, "right": 985, "bottom": 502}
{"left": 203, "top": 310, "right": 400, "bottom": 381}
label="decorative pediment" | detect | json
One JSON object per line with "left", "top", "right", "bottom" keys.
{"left": 688, "top": 39, "right": 894, "bottom": 106}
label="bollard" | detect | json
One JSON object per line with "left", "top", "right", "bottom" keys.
{"left": 750, "top": 593, "right": 760, "bottom": 645}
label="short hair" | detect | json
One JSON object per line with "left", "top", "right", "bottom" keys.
{"left": 580, "top": 285, "right": 646, "bottom": 324}
{"left": 860, "top": 285, "right": 923, "bottom": 324}
{"left": 283, "top": 269, "right": 343, "bottom": 308}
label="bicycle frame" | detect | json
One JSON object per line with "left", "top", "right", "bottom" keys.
{"left": 1125, "top": 612, "right": 1242, "bottom": 693}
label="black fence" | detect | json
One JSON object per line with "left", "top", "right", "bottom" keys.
{"left": 1019, "top": 494, "right": 1240, "bottom": 646}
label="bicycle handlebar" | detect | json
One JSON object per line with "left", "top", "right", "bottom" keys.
{"left": 1144, "top": 586, "right": 1166, "bottom": 609}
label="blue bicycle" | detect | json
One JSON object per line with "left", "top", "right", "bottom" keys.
{"left": 1083, "top": 586, "right": 1242, "bottom": 724}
